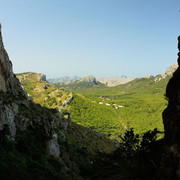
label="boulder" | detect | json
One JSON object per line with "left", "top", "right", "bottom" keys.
{"left": 48, "top": 133, "right": 60, "bottom": 157}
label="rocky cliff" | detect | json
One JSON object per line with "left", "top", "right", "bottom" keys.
{"left": 16, "top": 72, "right": 46, "bottom": 82}
{"left": 0, "top": 24, "right": 26, "bottom": 97}
{"left": 0, "top": 23, "right": 70, "bottom": 159}
{"left": 76, "top": 75, "right": 98, "bottom": 84}
{"left": 155, "top": 63, "right": 178, "bottom": 82}
{"left": 0, "top": 24, "right": 29, "bottom": 138}
{"left": 160, "top": 37, "right": 180, "bottom": 179}
{"left": 0, "top": 24, "right": 117, "bottom": 179}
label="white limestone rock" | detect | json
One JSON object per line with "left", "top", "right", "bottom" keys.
{"left": 48, "top": 133, "right": 60, "bottom": 157}
{"left": 0, "top": 24, "right": 27, "bottom": 97}
{"left": 155, "top": 63, "right": 178, "bottom": 82}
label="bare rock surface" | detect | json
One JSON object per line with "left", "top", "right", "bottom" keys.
{"left": 155, "top": 63, "right": 178, "bottom": 82}
{"left": 0, "top": 24, "right": 62, "bottom": 156}
{"left": 0, "top": 24, "right": 26, "bottom": 96}
{"left": 48, "top": 133, "right": 60, "bottom": 157}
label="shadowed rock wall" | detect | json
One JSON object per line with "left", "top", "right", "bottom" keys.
{"left": 161, "top": 36, "right": 180, "bottom": 179}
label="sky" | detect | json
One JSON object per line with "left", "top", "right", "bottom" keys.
{"left": 0, "top": 0, "right": 180, "bottom": 78}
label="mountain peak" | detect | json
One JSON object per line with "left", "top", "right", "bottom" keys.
{"left": 142, "top": 75, "right": 154, "bottom": 79}
{"left": 97, "top": 76, "right": 135, "bottom": 87}
{"left": 155, "top": 63, "right": 178, "bottom": 82}
{"left": 77, "top": 75, "right": 98, "bottom": 84}
{"left": 164, "top": 63, "right": 178, "bottom": 77}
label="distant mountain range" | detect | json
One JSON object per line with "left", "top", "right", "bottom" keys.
{"left": 55, "top": 75, "right": 105, "bottom": 91}
{"left": 97, "top": 76, "right": 135, "bottom": 86}
{"left": 48, "top": 75, "right": 135, "bottom": 87}
{"left": 47, "top": 75, "right": 81, "bottom": 83}
{"left": 54, "top": 63, "right": 178, "bottom": 92}
{"left": 17, "top": 63, "right": 178, "bottom": 93}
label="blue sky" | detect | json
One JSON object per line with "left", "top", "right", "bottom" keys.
{"left": 0, "top": 0, "right": 179, "bottom": 78}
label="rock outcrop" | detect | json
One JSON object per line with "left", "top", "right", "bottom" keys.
{"left": 56, "top": 75, "right": 102, "bottom": 91}
{"left": 155, "top": 63, "right": 178, "bottom": 82}
{"left": 142, "top": 74, "right": 154, "bottom": 79}
{"left": 59, "top": 93, "right": 73, "bottom": 110}
{"left": 48, "top": 133, "right": 60, "bottom": 157}
{"left": 38, "top": 73, "right": 46, "bottom": 81}
{"left": 160, "top": 37, "right": 180, "bottom": 179}
{"left": 0, "top": 25, "right": 62, "bottom": 156}
{"left": 77, "top": 75, "right": 99, "bottom": 84}
{"left": 0, "top": 24, "right": 26, "bottom": 97}
{"left": 0, "top": 24, "right": 28, "bottom": 138}
{"left": 0, "top": 24, "right": 123, "bottom": 179}
{"left": 97, "top": 76, "right": 135, "bottom": 87}
{"left": 16, "top": 72, "right": 46, "bottom": 82}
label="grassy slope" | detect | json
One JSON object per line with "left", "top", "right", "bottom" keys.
{"left": 61, "top": 76, "right": 170, "bottom": 139}
{"left": 55, "top": 80, "right": 106, "bottom": 92}
{"left": 16, "top": 73, "right": 71, "bottom": 110}
{"left": 17, "top": 73, "right": 126, "bottom": 140}
{"left": 70, "top": 94, "right": 126, "bottom": 140}
{"left": 9, "top": 72, "right": 168, "bottom": 179}
{"left": 17, "top": 72, "right": 169, "bottom": 140}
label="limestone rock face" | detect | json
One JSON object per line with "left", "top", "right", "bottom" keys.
{"left": 0, "top": 24, "right": 26, "bottom": 97}
{"left": 0, "top": 25, "right": 62, "bottom": 156}
{"left": 38, "top": 73, "right": 46, "bottom": 81}
{"left": 155, "top": 63, "right": 178, "bottom": 82}
{"left": 164, "top": 63, "right": 178, "bottom": 77}
{"left": 48, "top": 133, "right": 60, "bottom": 157}
{"left": 77, "top": 75, "right": 99, "bottom": 84}
{"left": 16, "top": 72, "right": 46, "bottom": 82}
{"left": 0, "top": 24, "right": 28, "bottom": 138}
{"left": 142, "top": 75, "right": 154, "bottom": 79}
{"left": 60, "top": 93, "right": 73, "bottom": 110}
{"left": 160, "top": 37, "right": 180, "bottom": 179}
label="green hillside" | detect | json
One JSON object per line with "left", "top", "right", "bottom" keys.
{"left": 16, "top": 72, "right": 72, "bottom": 111}
{"left": 16, "top": 73, "right": 126, "bottom": 140}
{"left": 67, "top": 75, "right": 170, "bottom": 96}
{"left": 56, "top": 75, "right": 172, "bottom": 139}
{"left": 13, "top": 72, "right": 170, "bottom": 178}
{"left": 55, "top": 75, "right": 107, "bottom": 91}
{"left": 70, "top": 94, "right": 126, "bottom": 139}
{"left": 17, "top": 72, "right": 171, "bottom": 140}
